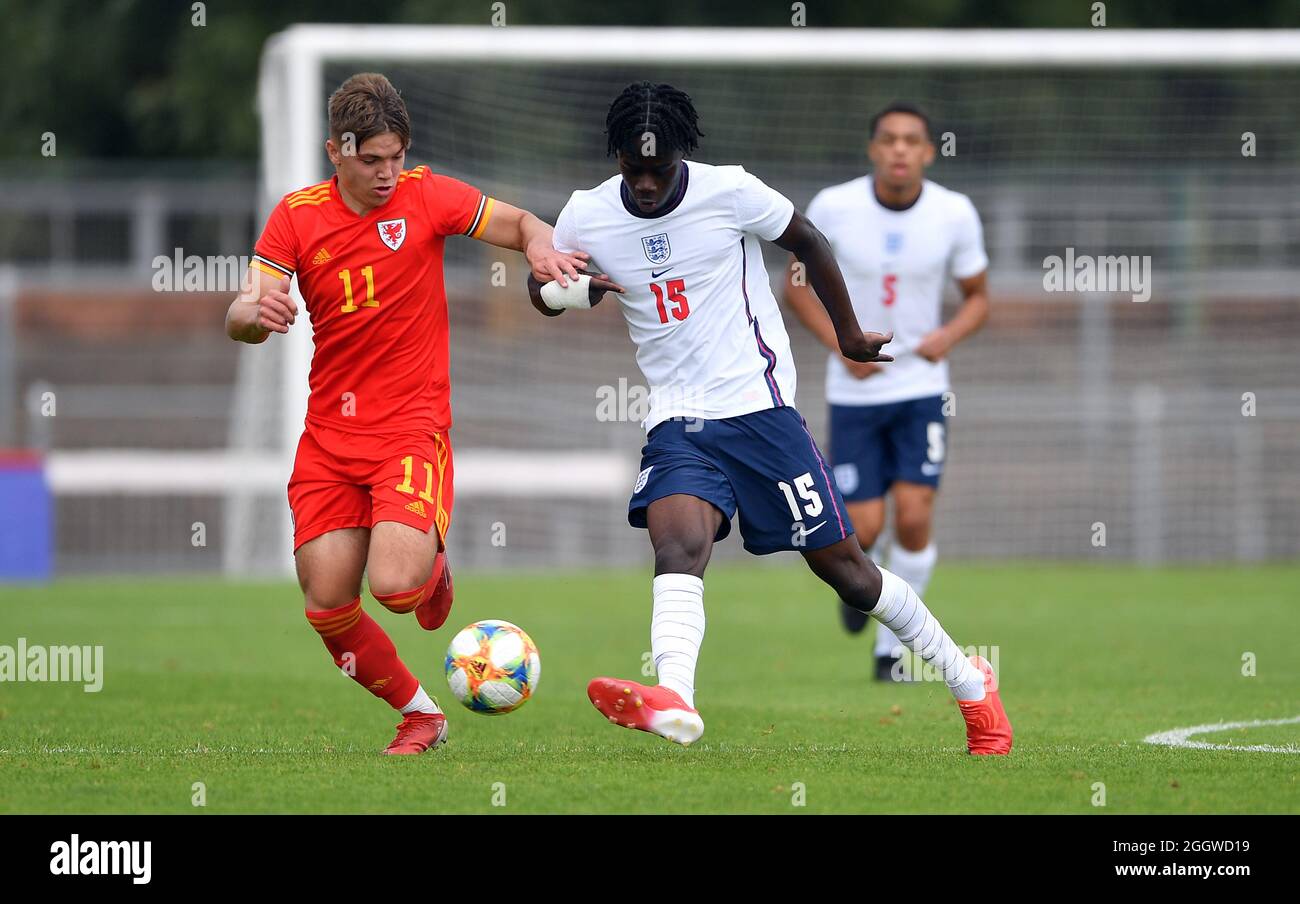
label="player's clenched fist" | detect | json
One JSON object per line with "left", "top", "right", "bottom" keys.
{"left": 257, "top": 276, "right": 298, "bottom": 334}
{"left": 228, "top": 273, "right": 297, "bottom": 343}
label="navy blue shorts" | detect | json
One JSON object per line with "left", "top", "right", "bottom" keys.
{"left": 828, "top": 395, "right": 947, "bottom": 502}
{"left": 628, "top": 406, "right": 854, "bottom": 555}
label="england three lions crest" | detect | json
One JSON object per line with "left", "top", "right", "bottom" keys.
{"left": 378, "top": 218, "right": 407, "bottom": 251}
{"left": 641, "top": 233, "right": 671, "bottom": 265}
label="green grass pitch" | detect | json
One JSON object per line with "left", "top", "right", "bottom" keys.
{"left": 1, "top": 563, "right": 1297, "bottom": 814}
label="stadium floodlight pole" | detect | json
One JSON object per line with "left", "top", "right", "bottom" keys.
{"left": 238, "top": 26, "right": 1300, "bottom": 577}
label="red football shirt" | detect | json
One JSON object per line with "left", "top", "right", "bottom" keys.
{"left": 252, "top": 165, "right": 493, "bottom": 435}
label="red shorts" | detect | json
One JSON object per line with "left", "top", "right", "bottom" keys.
{"left": 287, "top": 423, "right": 454, "bottom": 551}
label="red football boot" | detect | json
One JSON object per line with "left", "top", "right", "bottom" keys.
{"left": 415, "top": 550, "right": 453, "bottom": 631}
{"left": 587, "top": 677, "right": 704, "bottom": 746}
{"left": 957, "top": 655, "right": 1013, "bottom": 755}
{"left": 383, "top": 711, "right": 448, "bottom": 755}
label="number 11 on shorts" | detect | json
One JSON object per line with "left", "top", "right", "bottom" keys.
{"left": 395, "top": 455, "right": 437, "bottom": 503}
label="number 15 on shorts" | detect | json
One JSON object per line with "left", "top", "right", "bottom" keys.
{"left": 778, "top": 472, "right": 823, "bottom": 522}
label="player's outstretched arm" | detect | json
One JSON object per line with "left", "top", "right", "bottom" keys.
{"left": 473, "top": 200, "right": 591, "bottom": 287}
{"left": 224, "top": 269, "right": 296, "bottom": 344}
{"left": 783, "top": 253, "right": 840, "bottom": 353}
{"left": 774, "top": 211, "right": 893, "bottom": 364}
{"left": 783, "top": 252, "right": 883, "bottom": 380}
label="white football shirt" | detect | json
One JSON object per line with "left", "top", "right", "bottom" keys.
{"left": 552, "top": 162, "right": 797, "bottom": 432}
{"left": 805, "top": 177, "right": 987, "bottom": 406}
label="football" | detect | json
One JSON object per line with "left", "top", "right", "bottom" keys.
{"left": 444, "top": 620, "right": 541, "bottom": 714}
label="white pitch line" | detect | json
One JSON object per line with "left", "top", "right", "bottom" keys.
{"left": 1143, "top": 715, "right": 1300, "bottom": 754}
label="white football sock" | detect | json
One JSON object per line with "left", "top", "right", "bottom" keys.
{"left": 651, "top": 573, "right": 705, "bottom": 709}
{"left": 889, "top": 541, "right": 936, "bottom": 597}
{"left": 874, "top": 623, "right": 904, "bottom": 659}
{"left": 865, "top": 536, "right": 900, "bottom": 658}
{"left": 867, "top": 534, "right": 888, "bottom": 567}
{"left": 400, "top": 684, "right": 441, "bottom": 715}
{"left": 872, "top": 567, "right": 984, "bottom": 702}
{"left": 877, "top": 542, "right": 937, "bottom": 657}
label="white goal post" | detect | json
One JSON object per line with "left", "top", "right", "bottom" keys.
{"left": 213, "top": 26, "right": 1300, "bottom": 577}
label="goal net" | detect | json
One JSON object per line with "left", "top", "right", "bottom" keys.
{"left": 226, "top": 27, "right": 1300, "bottom": 576}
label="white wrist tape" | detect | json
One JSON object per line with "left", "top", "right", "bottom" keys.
{"left": 540, "top": 274, "right": 592, "bottom": 311}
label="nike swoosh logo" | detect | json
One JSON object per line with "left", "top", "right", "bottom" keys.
{"left": 797, "top": 521, "right": 828, "bottom": 538}
{"left": 651, "top": 267, "right": 674, "bottom": 278}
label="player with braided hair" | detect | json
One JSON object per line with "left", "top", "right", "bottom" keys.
{"left": 527, "top": 82, "right": 1011, "bottom": 755}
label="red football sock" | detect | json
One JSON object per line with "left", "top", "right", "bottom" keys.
{"left": 372, "top": 551, "right": 445, "bottom": 614}
{"left": 306, "top": 597, "right": 418, "bottom": 710}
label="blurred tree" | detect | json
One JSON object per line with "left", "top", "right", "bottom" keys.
{"left": 0, "top": 0, "right": 1295, "bottom": 162}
